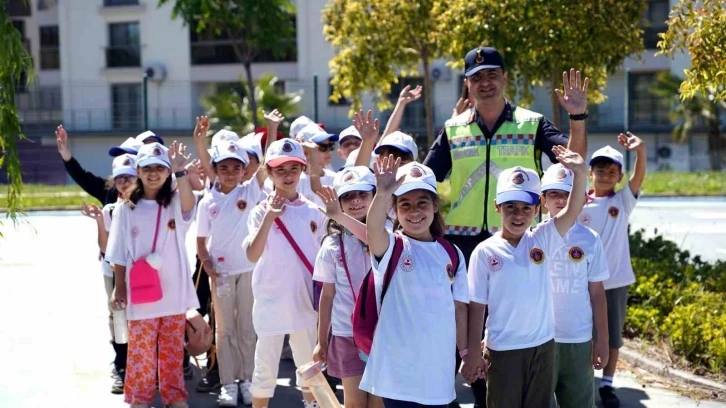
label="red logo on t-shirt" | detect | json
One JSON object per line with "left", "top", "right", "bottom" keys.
{"left": 399, "top": 253, "right": 414, "bottom": 272}
{"left": 608, "top": 206, "right": 619, "bottom": 218}
{"left": 568, "top": 246, "right": 585, "bottom": 262}
{"left": 530, "top": 248, "right": 545, "bottom": 264}
{"left": 487, "top": 255, "right": 503, "bottom": 272}
{"left": 310, "top": 221, "right": 318, "bottom": 234}
{"left": 237, "top": 199, "right": 247, "bottom": 211}
{"left": 209, "top": 206, "right": 219, "bottom": 218}
{"left": 167, "top": 219, "right": 176, "bottom": 230}
{"left": 446, "top": 263, "right": 455, "bottom": 281}
{"left": 131, "top": 226, "right": 139, "bottom": 238}
{"left": 579, "top": 213, "right": 591, "bottom": 225}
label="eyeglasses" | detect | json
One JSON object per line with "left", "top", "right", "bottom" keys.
{"left": 317, "top": 143, "right": 336, "bottom": 152}
{"left": 114, "top": 175, "right": 136, "bottom": 184}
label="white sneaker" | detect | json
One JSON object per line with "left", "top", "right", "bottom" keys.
{"left": 303, "top": 400, "right": 320, "bottom": 408}
{"left": 239, "top": 380, "right": 253, "bottom": 405}
{"left": 218, "top": 383, "right": 239, "bottom": 407}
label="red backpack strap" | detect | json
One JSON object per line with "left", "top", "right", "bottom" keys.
{"left": 274, "top": 218, "right": 314, "bottom": 274}
{"left": 381, "top": 233, "right": 405, "bottom": 301}
{"left": 435, "top": 236, "right": 460, "bottom": 276}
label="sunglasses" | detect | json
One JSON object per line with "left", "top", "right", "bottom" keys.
{"left": 317, "top": 143, "right": 336, "bottom": 152}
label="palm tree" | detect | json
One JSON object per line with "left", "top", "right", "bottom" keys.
{"left": 651, "top": 72, "right": 726, "bottom": 171}
{"left": 201, "top": 73, "right": 303, "bottom": 136}
{"left": 0, "top": 2, "right": 35, "bottom": 232}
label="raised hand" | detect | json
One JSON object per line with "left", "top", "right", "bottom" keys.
{"left": 373, "top": 154, "right": 404, "bottom": 194}
{"left": 398, "top": 84, "right": 423, "bottom": 105}
{"left": 265, "top": 193, "right": 287, "bottom": 220}
{"left": 316, "top": 186, "right": 342, "bottom": 219}
{"left": 81, "top": 202, "right": 103, "bottom": 222}
{"left": 194, "top": 116, "right": 210, "bottom": 144}
{"left": 168, "top": 140, "right": 191, "bottom": 172}
{"left": 555, "top": 68, "right": 589, "bottom": 115}
{"left": 55, "top": 125, "right": 72, "bottom": 161}
{"left": 617, "top": 132, "right": 645, "bottom": 152}
{"left": 352, "top": 109, "right": 380, "bottom": 143}
{"left": 263, "top": 109, "right": 285, "bottom": 129}
{"left": 552, "top": 145, "right": 585, "bottom": 173}
{"left": 451, "top": 97, "right": 473, "bottom": 119}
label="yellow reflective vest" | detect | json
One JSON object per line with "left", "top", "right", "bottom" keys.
{"left": 444, "top": 107, "right": 543, "bottom": 236}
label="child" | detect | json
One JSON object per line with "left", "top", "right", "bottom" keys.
{"left": 297, "top": 122, "right": 339, "bottom": 177}
{"left": 311, "top": 167, "right": 383, "bottom": 408}
{"left": 362, "top": 158, "right": 469, "bottom": 407}
{"left": 196, "top": 140, "right": 261, "bottom": 406}
{"left": 337, "top": 125, "right": 363, "bottom": 160}
{"left": 106, "top": 141, "right": 199, "bottom": 408}
{"left": 464, "top": 146, "right": 587, "bottom": 408}
{"left": 242, "top": 139, "right": 326, "bottom": 408}
{"left": 540, "top": 163, "right": 610, "bottom": 408}
{"left": 352, "top": 103, "right": 420, "bottom": 170}
{"left": 580, "top": 133, "right": 646, "bottom": 408}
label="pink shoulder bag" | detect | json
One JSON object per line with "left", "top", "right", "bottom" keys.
{"left": 129, "top": 205, "right": 164, "bottom": 304}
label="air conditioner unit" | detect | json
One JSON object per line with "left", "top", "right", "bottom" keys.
{"left": 430, "top": 62, "right": 452, "bottom": 81}
{"left": 144, "top": 64, "right": 167, "bottom": 82}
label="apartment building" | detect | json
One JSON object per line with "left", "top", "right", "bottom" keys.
{"left": 4, "top": 0, "right": 710, "bottom": 184}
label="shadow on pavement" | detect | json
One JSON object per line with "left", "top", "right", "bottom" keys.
{"left": 594, "top": 386, "right": 649, "bottom": 408}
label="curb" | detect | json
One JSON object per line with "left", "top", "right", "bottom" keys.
{"left": 619, "top": 346, "right": 726, "bottom": 392}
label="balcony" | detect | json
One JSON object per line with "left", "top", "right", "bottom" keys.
{"left": 190, "top": 40, "right": 297, "bottom": 65}
{"left": 105, "top": 46, "right": 141, "bottom": 68}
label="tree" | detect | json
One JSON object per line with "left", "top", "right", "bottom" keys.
{"left": 0, "top": 2, "right": 35, "bottom": 232}
{"left": 443, "top": 0, "right": 645, "bottom": 127}
{"left": 201, "top": 73, "right": 302, "bottom": 136}
{"left": 323, "top": 0, "right": 451, "bottom": 146}
{"left": 657, "top": 0, "right": 726, "bottom": 102}
{"left": 159, "top": 0, "right": 296, "bottom": 128}
{"left": 651, "top": 72, "right": 726, "bottom": 170}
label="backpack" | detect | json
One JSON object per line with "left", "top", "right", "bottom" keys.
{"left": 351, "top": 233, "right": 460, "bottom": 356}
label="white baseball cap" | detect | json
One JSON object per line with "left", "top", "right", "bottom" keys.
{"left": 135, "top": 130, "right": 164, "bottom": 145}
{"left": 394, "top": 162, "right": 437, "bottom": 197}
{"left": 289, "top": 116, "right": 315, "bottom": 139}
{"left": 211, "top": 129, "right": 240, "bottom": 148}
{"left": 112, "top": 153, "right": 137, "bottom": 178}
{"left": 265, "top": 139, "right": 307, "bottom": 167}
{"left": 136, "top": 142, "right": 170, "bottom": 169}
{"left": 374, "top": 131, "right": 418, "bottom": 160}
{"left": 108, "top": 137, "right": 143, "bottom": 157}
{"left": 541, "top": 163, "right": 574, "bottom": 193}
{"left": 334, "top": 166, "right": 376, "bottom": 198}
{"left": 496, "top": 166, "right": 541, "bottom": 205}
{"left": 590, "top": 145, "right": 624, "bottom": 169}
{"left": 339, "top": 148, "right": 376, "bottom": 171}
{"left": 237, "top": 132, "right": 263, "bottom": 163}
{"left": 297, "top": 123, "right": 338, "bottom": 144}
{"left": 338, "top": 126, "right": 362, "bottom": 143}
{"left": 211, "top": 140, "right": 249, "bottom": 166}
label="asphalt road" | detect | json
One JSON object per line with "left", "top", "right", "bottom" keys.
{"left": 0, "top": 203, "right": 724, "bottom": 407}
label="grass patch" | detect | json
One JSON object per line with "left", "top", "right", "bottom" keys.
{"left": 0, "top": 183, "right": 95, "bottom": 210}
{"left": 640, "top": 172, "right": 726, "bottom": 196}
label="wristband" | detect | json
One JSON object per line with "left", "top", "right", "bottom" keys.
{"left": 569, "top": 112, "right": 588, "bottom": 121}
{"left": 174, "top": 169, "right": 189, "bottom": 178}
{"left": 458, "top": 348, "right": 469, "bottom": 358}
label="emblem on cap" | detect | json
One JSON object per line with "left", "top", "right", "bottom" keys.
{"left": 530, "top": 248, "right": 545, "bottom": 264}
{"left": 410, "top": 166, "right": 423, "bottom": 178}
{"left": 512, "top": 172, "right": 525, "bottom": 185}
{"left": 152, "top": 147, "right": 161, "bottom": 156}
{"left": 568, "top": 246, "right": 585, "bottom": 262}
{"left": 475, "top": 49, "right": 484, "bottom": 64}
{"left": 122, "top": 157, "right": 131, "bottom": 166}
{"left": 282, "top": 141, "right": 293, "bottom": 153}
{"left": 228, "top": 144, "right": 237, "bottom": 152}
{"left": 556, "top": 169, "right": 568, "bottom": 179}
{"left": 343, "top": 171, "right": 356, "bottom": 183}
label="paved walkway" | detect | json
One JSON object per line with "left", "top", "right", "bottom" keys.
{"left": 0, "top": 212, "right": 724, "bottom": 407}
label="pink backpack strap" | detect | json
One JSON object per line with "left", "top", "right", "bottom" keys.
{"left": 339, "top": 234, "right": 358, "bottom": 301}
{"left": 274, "top": 218, "right": 314, "bottom": 274}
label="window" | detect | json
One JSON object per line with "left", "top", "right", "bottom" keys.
{"left": 104, "top": 0, "right": 139, "bottom": 5}
{"left": 643, "top": 0, "right": 669, "bottom": 49}
{"left": 328, "top": 78, "right": 350, "bottom": 106}
{"left": 7, "top": 0, "right": 31, "bottom": 17}
{"left": 40, "top": 26, "right": 60, "bottom": 70}
{"left": 629, "top": 72, "right": 670, "bottom": 126}
{"left": 189, "top": 18, "right": 297, "bottom": 65}
{"left": 112, "top": 84, "right": 142, "bottom": 130}
{"left": 106, "top": 22, "right": 140, "bottom": 67}
{"left": 12, "top": 20, "right": 25, "bottom": 37}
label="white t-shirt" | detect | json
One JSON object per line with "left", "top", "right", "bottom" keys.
{"left": 360, "top": 232, "right": 469, "bottom": 405}
{"left": 196, "top": 180, "right": 262, "bottom": 274}
{"left": 262, "top": 169, "right": 336, "bottom": 208}
{"left": 468, "top": 220, "right": 564, "bottom": 351}
{"left": 313, "top": 232, "right": 370, "bottom": 337}
{"left": 546, "top": 222, "right": 609, "bottom": 343}
{"left": 242, "top": 195, "right": 327, "bottom": 336}
{"left": 579, "top": 183, "right": 638, "bottom": 290}
{"left": 105, "top": 192, "right": 200, "bottom": 321}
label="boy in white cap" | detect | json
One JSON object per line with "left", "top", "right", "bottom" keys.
{"left": 196, "top": 140, "right": 260, "bottom": 406}
{"left": 540, "top": 163, "right": 610, "bottom": 408}
{"left": 109, "top": 137, "right": 143, "bottom": 157}
{"left": 135, "top": 130, "right": 164, "bottom": 145}
{"left": 580, "top": 132, "right": 646, "bottom": 408}
{"left": 289, "top": 115, "right": 315, "bottom": 139}
{"left": 465, "top": 146, "right": 587, "bottom": 408}
{"left": 337, "top": 125, "right": 363, "bottom": 160}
